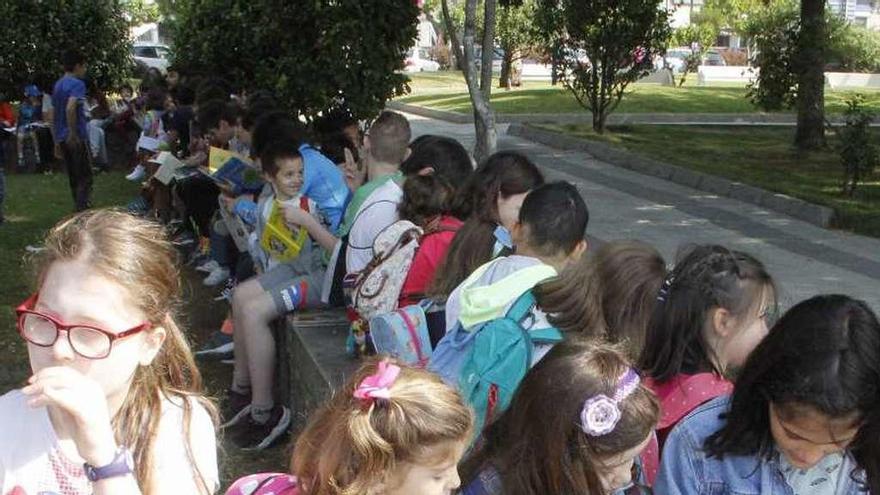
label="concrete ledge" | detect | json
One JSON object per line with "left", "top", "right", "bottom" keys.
{"left": 507, "top": 123, "right": 836, "bottom": 228}
{"left": 276, "top": 309, "right": 358, "bottom": 429}
{"left": 387, "top": 101, "right": 472, "bottom": 124}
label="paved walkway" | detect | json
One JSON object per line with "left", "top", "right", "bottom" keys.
{"left": 405, "top": 113, "right": 880, "bottom": 311}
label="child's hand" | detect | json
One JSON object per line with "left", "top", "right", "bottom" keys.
{"left": 22, "top": 367, "right": 118, "bottom": 466}
{"left": 283, "top": 203, "right": 313, "bottom": 229}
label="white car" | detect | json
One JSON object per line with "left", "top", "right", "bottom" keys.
{"left": 132, "top": 43, "right": 171, "bottom": 74}
{"left": 404, "top": 48, "right": 440, "bottom": 72}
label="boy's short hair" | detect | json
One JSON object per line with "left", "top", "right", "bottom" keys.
{"left": 260, "top": 140, "right": 302, "bottom": 178}
{"left": 241, "top": 100, "right": 277, "bottom": 132}
{"left": 319, "top": 132, "right": 358, "bottom": 165}
{"left": 196, "top": 99, "right": 240, "bottom": 132}
{"left": 367, "top": 111, "right": 411, "bottom": 165}
{"left": 62, "top": 49, "right": 85, "bottom": 72}
{"left": 251, "top": 111, "right": 307, "bottom": 158}
{"left": 314, "top": 106, "right": 357, "bottom": 138}
{"left": 518, "top": 181, "right": 589, "bottom": 257}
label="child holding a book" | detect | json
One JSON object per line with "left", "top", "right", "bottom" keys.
{"left": 221, "top": 140, "right": 328, "bottom": 450}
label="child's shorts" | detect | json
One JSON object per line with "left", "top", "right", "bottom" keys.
{"left": 257, "top": 263, "right": 324, "bottom": 314}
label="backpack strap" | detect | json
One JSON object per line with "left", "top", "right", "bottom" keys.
{"left": 506, "top": 290, "right": 538, "bottom": 322}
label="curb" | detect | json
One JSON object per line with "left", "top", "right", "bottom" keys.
{"left": 507, "top": 123, "right": 836, "bottom": 228}
{"left": 389, "top": 101, "right": 856, "bottom": 126}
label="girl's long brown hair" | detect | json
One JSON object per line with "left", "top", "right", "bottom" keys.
{"left": 461, "top": 339, "right": 659, "bottom": 495}
{"left": 34, "top": 209, "right": 217, "bottom": 494}
{"left": 535, "top": 240, "right": 667, "bottom": 360}
{"left": 292, "top": 358, "right": 474, "bottom": 495}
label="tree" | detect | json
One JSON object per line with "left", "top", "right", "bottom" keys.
{"left": 0, "top": 0, "right": 132, "bottom": 98}
{"left": 121, "top": 0, "right": 160, "bottom": 27}
{"left": 669, "top": 25, "right": 716, "bottom": 86}
{"left": 538, "top": 0, "right": 672, "bottom": 133}
{"left": 496, "top": 0, "right": 541, "bottom": 88}
{"left": 460, "top": 0, "right": 499, "bottom": 162}
{"left": 170, "top": 0, "right": 419, "bottom": 121}
{"left": 795, "top": 0, "right": 826, "bottom": 150}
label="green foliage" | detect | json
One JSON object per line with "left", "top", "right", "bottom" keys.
{"left": 743, "top": 1, "right": 800, "bottom": 111}
{"left": 694, "top": 0, "right": 767, "bottom": 33}
{"left": 121, "top": 0, "right": 160, "bottom": 27}
{"left": 837, "top": 94, "right": 878, "bottom": 196}
{"left": 827, "top": 25, "right": 880, "bottom": 73}
{"left": 0, "top": 0, "right": 132, "bottom": 97}
{"left": 537, "top": 0, "right": 672, "bottom": 132}
{"left": 496, "top": 0, "right": 541, "bottom": 58}
{"left": 170, "top": 0, "right": 419, "bottom": 121}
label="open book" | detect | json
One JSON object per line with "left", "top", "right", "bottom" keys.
{"left": 206, "top": 147, "right": 264, "bottom": 192}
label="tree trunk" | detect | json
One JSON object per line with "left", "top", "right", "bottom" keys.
{"left": 794, "top": 0, "right": 826, "bottom": 150}
{"left": 499, "top": 48, "right": 513, "bottom": 89}
{"left": 441, "top": 0, "right": 465, "bottom": 71}
{"left": 461, "top": 0, "right": 497, "bottom": 163}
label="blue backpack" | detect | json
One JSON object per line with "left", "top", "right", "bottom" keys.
{"left": 428, "top": 290, "right": 563, "bottom": 437}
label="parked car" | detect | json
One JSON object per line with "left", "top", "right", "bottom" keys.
{"left": 703, "top": 49, "right": 727, "bottom": 66}
{"left": 404, "top": 48, "right": 440, "bottom": 72}
{"left": 132, "top": 43, "right": 171, "bottom": 74}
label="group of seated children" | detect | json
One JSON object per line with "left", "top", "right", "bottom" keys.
{"left": 2, "top": 92, "right": 879, "bottom": 495}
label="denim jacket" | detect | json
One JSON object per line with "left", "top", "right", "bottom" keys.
{"left": 655, "top": 396, "right": 868, "bottom": 495}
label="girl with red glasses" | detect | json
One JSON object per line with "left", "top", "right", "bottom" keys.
{"left": 0, "top": 209, "right": 218, "bottom": 495}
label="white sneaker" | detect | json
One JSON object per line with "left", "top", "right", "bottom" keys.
{"left": 125, "top": 164, "right": 146, "bottom": 182}
{"left": 203, "top": 266, "right": 231, "bottom": 287}
{"left": 196, "top": 259, "right": 220, "bottom": 273}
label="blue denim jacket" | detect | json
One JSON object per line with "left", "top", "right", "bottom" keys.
{"left": 655, "top": 396, "right": 868, "bottom": 495}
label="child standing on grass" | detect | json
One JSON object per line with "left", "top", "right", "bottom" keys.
{"left": 225, "top": 358, "right": 474, "bottom": 495}
{"left": 0, "top": 209, "right": 218, "bottom": 494}
{"left": 222, "top": 141, "right": 328, "bottom": 450}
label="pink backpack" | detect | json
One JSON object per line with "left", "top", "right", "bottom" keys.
{"left": 225, "top": 473, "right": 299, "bottom": 495}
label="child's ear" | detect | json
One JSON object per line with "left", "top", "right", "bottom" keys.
{"left": 402, "top": 146, "right": 412, "bottom": 162}
{"left": 570, "top": 238, "right": 588, "bottom": 260}
{"left": 711, "top": 307, "right": 736, "bottom": 339}
{"left": 417, "top": 165, "right": 435, "bottom": 176}
{"left": 138, "top": 325, "right": 167, "bottom": 366}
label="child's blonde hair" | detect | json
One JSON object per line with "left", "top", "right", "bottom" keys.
{"left": 291, "top": 358, "right": 474, "bottom": 495}
{"left": 32, "top": 209, "right": 217, "bottom": 494}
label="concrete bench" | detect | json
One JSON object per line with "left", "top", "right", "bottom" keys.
{"left": 825, "top": 72, "right": 880, "bottom": 90}
{"left": 275, "top": 309, "right": 358, "bottom": 429}
{"left": 697, "top": 66, "right": 757, "bottom": 86}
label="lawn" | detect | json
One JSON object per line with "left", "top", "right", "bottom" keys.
{"left": 399, "top": 71, "right": 880, "bottom": 115}
{"left": 535, "top": 124, "right": 880, "bottom": 237}
{"left": 0, "top": 170, "right": 287, "bottom": 488}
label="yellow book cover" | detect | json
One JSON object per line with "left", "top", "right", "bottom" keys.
{"left": 208, "top": 147, "right": 252, "bottom": 174}
{"left": 260, "top": 200, "right": 309, "bottom": 262}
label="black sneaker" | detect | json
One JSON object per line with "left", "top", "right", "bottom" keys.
{"left": 228, "top": 405, "right": 291, "bottom": 450}
{"left": 195, "top": 331, "right": 234, "bottom": 360}
{"left": 220, "top": 388, "right": 252, "bottom": 429}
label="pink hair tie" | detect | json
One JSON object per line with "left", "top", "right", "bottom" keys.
{"left": 580, "top": 368, "right": 641, "bottom": 437}
{"left": 353, "top": 359, "right": 401, "bottom": 404}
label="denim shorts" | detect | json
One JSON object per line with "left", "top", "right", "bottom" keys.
{"left": 257, "top": 263, "right": 323, "bottom": 314}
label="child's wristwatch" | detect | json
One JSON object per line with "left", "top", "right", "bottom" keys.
{"left": 83, "top": 447, "right": 134, "bottom": 482}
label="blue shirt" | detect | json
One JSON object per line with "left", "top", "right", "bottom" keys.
{"left": 299, "top": 144, "right": 350, "bottom": 234}
{"left": 18, "top": 102, "right": 42, "bottom": 127}
{"left": 52, "top": 75, "right": 87, "bottom": 141}
{"left": 655, "top": 396, "right": 867, "bottom": 495}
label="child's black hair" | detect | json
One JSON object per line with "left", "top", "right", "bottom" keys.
{"left": 400, "top": 175, "right": 454, "bottom": 227}
{"left": 172, "top": 85, "right": 196, "bottom": 106}
{"left": 313, "top": 105, "right": 357, "bottom": 138}
{"left": 517, "top": 181, "right": 588, "bottom": 258}
{"left": 704, "top": 294, "right": 880, "bottom": 494}
{"left": 638, "top": 244, "right": 776, "bottom": 383}
{"left": 260, "top": 140, "right": 302, "bottom": 178}
{"left": 61, "top": 49, "right": 85, "bottom": 72}
{"left": 400, "top": 135, "right": 473, "bottom": 217}
{"left": 251, "top": 111, "right": 307, "bottom": 158}
{"left": 241, "top": 100, "right": 277, "bottom": 132}
{"left": 196, "top": 99, "right": 240, "bottom": 133}
{"left": 145, "top": 88, "right": 167, "bottom": 112}
{"left": 319, "top": 132, "right": 358, "bottom": 165}
{"left": 195, "top": 77, "right": 232, "bottom": 105}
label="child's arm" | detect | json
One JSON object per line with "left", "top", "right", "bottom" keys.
{"left": 283, "top": 204, "right": 338, "bottom": 251}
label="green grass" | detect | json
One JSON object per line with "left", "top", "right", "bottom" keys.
{"left": 399, "top": 71, "right": 880, "bottom": 115}
{"left": 0, "top": 171, "right": 142, "bottom": 389}
{"left": 535, "top": 124, "right": 880, "bottom": 237}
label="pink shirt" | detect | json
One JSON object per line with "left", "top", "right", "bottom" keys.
{"left": 645, "top": 372, "right": 733, "bottom": 450}
{"left": 398, "top": 216, "right": 462, "bottom": 307}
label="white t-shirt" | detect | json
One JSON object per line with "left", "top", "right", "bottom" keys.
{"left": 0, "top": 389, "right": 218, "bottom": 495}
{"left": 345, "top": 178, "right": 403, "bottom": 274}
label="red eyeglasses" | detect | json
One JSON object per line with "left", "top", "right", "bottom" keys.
{"left": 15, "top": 294, "right": 152, "bottom": 360}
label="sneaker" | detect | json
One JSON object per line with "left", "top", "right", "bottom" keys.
{"left": 195, "top": 330, "right": 234, "bottom": 359}
{"left": 125, "top": 164, "right": 146, "bottom": 181}
{"left": 196, "top": 259, "right": 220, "bottom": 273}
{"left": 220, "top": 389, "right": 252, "bottom": 429}
{"left": 203, "top": 266, "right": 231, "bottom": 287}
{"left": 214, "top": 278, "right": 236, "bottom": 302}
{"left": 228, "top": 405, "right": 291, "bottom": 450}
